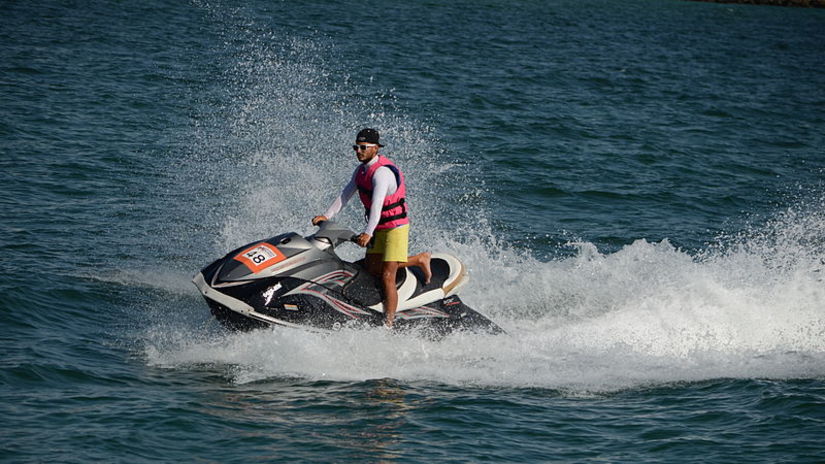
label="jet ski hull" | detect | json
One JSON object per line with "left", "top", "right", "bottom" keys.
{"left": 194, "top": 266, "right": 503, "bottom": 336}
{"left": 192, "top": 223, "right": 504, "bottom": 336}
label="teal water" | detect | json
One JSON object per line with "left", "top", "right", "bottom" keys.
{"left": 2, "top": 0, "right": 825, "bottom": 462}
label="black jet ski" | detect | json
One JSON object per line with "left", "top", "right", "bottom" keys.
{"left": 192, "top": 221, "right": 503, "bottom": 336}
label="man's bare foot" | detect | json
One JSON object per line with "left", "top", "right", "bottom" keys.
{"left": 420, "top": 252, "right": 432, "bottom": 284}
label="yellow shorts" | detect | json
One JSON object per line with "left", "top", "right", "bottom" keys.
{"left": 366, "top": 224, "right": 409, "bottom": 262}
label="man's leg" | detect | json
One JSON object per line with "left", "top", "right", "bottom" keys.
{"left": 366, "top": 253, "right": 400, "bottom": 327}
{"left": 381, "top": 260, "right": 400, "bottom": 327}
{"left": 399, "top": 252, "right": 432, "bottom": 284}
{"left": 378, "top": 226, "right": 408, "bottom": 327}
{"left": 364, "top": 226, "right": 429, "bottom": 326}
{"left": 370, "top": 251, "right": 431, "bottom": 284}
{"left": 364, "top": 233, "right": 396, "bottom": 326}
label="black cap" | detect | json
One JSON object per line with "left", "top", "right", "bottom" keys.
{"left": 356, "top": 128, "right": 383, "bottom": 147}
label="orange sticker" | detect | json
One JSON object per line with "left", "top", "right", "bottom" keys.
{"left": 234, "top": 243, "right": 287, "bottom": 273}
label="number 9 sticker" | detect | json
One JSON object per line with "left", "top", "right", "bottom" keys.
{"left": 234, "top": 243, "right": 286, "bottom": 273}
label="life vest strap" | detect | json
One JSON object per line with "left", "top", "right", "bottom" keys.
{"left": 378, "top": 211, "right": 407, "bottom": 225}
{"left": 382, "top": 198, "right": 405, "bottom": 211}
{"left": 363, "top": 198, "right": 407, "bottom": 224}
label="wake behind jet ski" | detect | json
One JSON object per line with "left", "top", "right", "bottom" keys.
{"left": 192, "top": 221, "right": 504, "bottom": 336}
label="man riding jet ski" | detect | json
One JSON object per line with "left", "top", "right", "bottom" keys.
{"left": 312, "top": 128, "right": 430, "bottom": 328}
{"left": 192, "top": 221, "right": 504, "bottom": 335}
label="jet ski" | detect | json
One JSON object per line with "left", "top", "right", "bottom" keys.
{"left": 192, "top": 221, "right": 504, "bottom": 336}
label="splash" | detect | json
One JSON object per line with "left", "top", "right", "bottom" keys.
{"left": 145, "top": 198, "right": 825, "bottom": 391}
{"left": 144, "top": 5, "right": 825, "bottom": 392}
{"left": 173, "top": 7, "right": 471, "bottom": 260}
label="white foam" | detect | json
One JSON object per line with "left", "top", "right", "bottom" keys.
{"left": 145, "top": 209, "right": 825, "bottom": 392}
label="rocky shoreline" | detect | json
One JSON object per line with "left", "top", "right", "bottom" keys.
{"left": 686, "top": 0, "right": 825, "bottom": 6}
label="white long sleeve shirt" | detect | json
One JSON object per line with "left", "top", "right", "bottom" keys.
{"left": 323, "top": 156, "right": 398, "bottom": 236}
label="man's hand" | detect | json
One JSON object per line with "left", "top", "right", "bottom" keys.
{"left": 355, "top": 233, "right": 372, "bottom": 247}
{"left": 311, "top": 215, "right": 328, "bottom": 226}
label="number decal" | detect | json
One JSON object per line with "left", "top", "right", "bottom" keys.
{"left": 234, "top": 243, "right": 286, "bottom": 273}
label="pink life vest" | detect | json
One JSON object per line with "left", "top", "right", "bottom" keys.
{"left": 354, "top": 155, "right": 409, "bottom": 231}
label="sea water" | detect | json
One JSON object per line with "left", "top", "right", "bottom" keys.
{"left": 2, "top": 0, "right": 824, "bottom": 462}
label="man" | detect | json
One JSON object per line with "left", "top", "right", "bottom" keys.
{"left": 312, "top": 128, "right": 431, "bottom": 328}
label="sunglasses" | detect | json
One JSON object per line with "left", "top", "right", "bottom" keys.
{"left": 352, "top": 144, "right": 376, "bottom": 151}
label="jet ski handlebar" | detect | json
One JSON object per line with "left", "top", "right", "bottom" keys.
{"left": 311, "top": 220, "right": 359, "bottom": 248}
